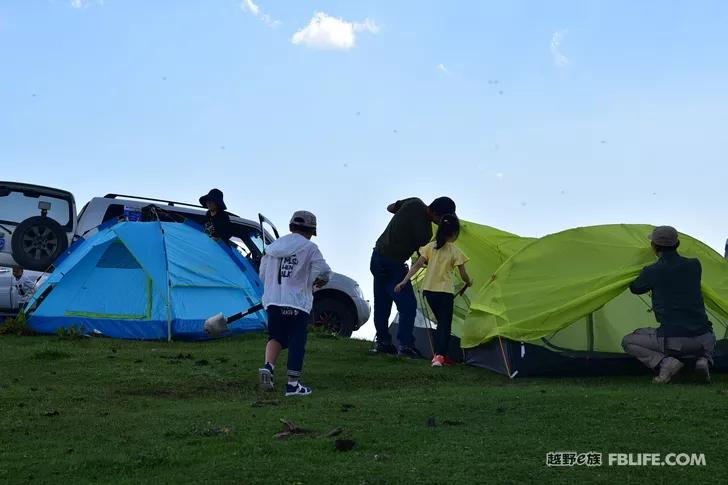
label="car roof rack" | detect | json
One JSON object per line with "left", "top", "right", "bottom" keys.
{"left": 103, "top": 193, "right": 240, "bottom": 217}
{"left": 104, "top": 193, "right": 202, "bottom": 209}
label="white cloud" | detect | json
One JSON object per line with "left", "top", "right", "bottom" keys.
{"left": 241, "top": 0, "right": 281, "bottom": 27}
{"left": 291, "top": 12, "right": 379, "bottom": 50}
{"left": 71, "top": 0, "right": 102, "bottom": 7}
{"left": 550, "top": 30, "right": 570, "bottom": 67}
{"left": 496, "top": 172, "right": 504, "bottom": 180}
{"left": 436, "top": 63, "right": 449, "bottom": 75}
{"left": 242, "top": 0, "right": 260, "bottom": 16}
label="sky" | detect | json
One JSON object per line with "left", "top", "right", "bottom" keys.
{"left": 2, "top": 0, "right": 727, "bottom": 339}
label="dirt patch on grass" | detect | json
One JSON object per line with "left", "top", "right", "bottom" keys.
{"left": 32, "top": 349, "right": 72, "bottom": 360}
{"left": 118, "top": 379, "right": 245, "bottom": 399}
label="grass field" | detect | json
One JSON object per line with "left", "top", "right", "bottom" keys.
{"left": 1, "top": 332, "right": 727, "bottom": 484}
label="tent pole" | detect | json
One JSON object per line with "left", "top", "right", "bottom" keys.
{"left": 158, "top": 221, "right": 173, "bottom": 342}
{"left": 586, "top": 313, "right": 595, "bottom": 352}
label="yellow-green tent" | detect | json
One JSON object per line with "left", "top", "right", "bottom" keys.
{"left": 413, "top": 222, "right": 728, "bottom": 376}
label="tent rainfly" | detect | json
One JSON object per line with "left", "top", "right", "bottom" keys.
{"left": 25, "top": 220, "right": 265, "bottom": 340}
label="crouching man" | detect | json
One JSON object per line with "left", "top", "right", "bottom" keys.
{"left": 258, "top": 211, "right": 331, "bottom": 396}
{"left": 622, "top": 226, "right": 715, "bottom": 384}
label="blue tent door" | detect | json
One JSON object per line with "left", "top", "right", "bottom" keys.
{"left": 65, "top": 242, "right": 152, "bottom": 319}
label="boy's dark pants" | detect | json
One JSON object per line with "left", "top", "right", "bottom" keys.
{"left": 267, "top": 305, "right": 310, "bottom": 378}
{"left": 424, "top": 290, "right": 454, "bottom": 356}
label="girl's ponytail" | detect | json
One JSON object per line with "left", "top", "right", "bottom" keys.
{"left": 435, "top": 214, "right": 460, "bottom": 249}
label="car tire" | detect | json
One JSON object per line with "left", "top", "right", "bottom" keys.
{"left": 312, "top": 297, "right": 355, "bottom": 337}
{"left": 11, "top": 216, "right": 68, "bottom": 271}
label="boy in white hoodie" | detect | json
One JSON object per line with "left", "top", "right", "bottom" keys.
{"left": 258, "top": 211, "right": 331, "bottom": 396}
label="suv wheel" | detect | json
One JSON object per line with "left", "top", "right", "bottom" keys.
{"left": 11, "top": 216, "right": 68, "bottom": 271}
{"left": 312, "top": 297, "right": 355, "bottom": 337}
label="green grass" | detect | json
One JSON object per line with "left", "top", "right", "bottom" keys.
{"left": 1, "top": 333, "right": 727, "bottom": 484}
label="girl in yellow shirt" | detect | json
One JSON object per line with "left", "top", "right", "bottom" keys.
{"left": 395, "top": 214, "right": 472, "bottom": 367}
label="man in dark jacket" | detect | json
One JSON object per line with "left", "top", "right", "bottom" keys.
{"left": 370, "top": 196, "right": 456, "bottom": 357}
{"left": 199, "top": 188, "right": 233, "bottom": 242}
{"left": 622, "top": 226, "right": 716, "bottom": 383}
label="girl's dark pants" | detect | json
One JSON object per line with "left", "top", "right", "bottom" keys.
{"left": 423, "top": 290, "right": 454, "bottom": 356}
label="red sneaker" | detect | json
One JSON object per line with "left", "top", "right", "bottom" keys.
{"left": 431, "top": 354, "right": 445, "bottom": 367}
{"left": 443, "top": 356, "right": 458, "bottom": 366}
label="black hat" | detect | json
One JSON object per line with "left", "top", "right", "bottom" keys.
{"left": 199, "top": 188, "right": 227, "bottom": 211}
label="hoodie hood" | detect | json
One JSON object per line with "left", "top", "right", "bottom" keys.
{"left": 265, "top": 233, "right": 311, "bottom": 258}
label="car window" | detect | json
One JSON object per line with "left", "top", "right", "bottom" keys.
{"left": 0, "top": 190, "right": 72, "bottom": 227}
{"left": 102, "top": 204, "right": 126, "bottom": 222}
{"left": 230, "top": 223, "right": 266, "bottom": 260}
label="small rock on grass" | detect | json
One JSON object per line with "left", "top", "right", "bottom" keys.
{"left": 251, "top": 400, "right": 280, "bottom": 408}
{"left": 443, "top": 420, "right": 464, "bottom": 426}
{"left": 335, "top": 439, "right": 356, "bottom": 452}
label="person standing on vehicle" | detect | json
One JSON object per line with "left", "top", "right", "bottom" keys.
{"left": 11, "top": 266, "right": 35, "bottom": 311}
{"left": 370, "top": 196, "right": 456, "bottom": 357}
{"left": 622, "top": 226, "right": 716, "bottom": 383}
{"left": 258, "top": 211, "right": 331, "bottom": 397}
{"left": 199, "top": 188, "right": 232, "bottom": 242}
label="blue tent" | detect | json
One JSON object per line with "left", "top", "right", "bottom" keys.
{"left": 26, "top": 221, "right": 266, "bottom": 340}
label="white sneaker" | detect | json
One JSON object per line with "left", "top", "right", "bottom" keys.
{"left": 695, "top": 357, "right": 711, "bottom": 383}
{"left": 258, "top": 367, "right": 274, "bottom": 391}
{"left": 653, "top": 357, "right": 684, "bottom": 384}
{"left": 285, "top": 382, "right": 312, "bottom": 397}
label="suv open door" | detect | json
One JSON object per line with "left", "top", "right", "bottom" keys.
{"left": 0, "top": 182, "right": 77, "bottom": 271}
{"left": 258, "top": 213, "right": 280, "bottom": 254}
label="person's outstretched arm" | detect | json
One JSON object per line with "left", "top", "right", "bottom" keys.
{"left": 395, "top": 256, "right": 427, "bottom": 292}
{"left": 630, "top": 267, "right": 653, "bottom": 295}
{"left": 387, "top": 198, "right": 418, "bottom": 214}
{"left": 311, "top": 247, "right": 332, "bottom": 288}
{"left": 458, "top": 264, "right": 473, "bottom": 289}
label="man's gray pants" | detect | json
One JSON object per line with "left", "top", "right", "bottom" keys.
{"left": 621, "top": 327, "right": 716, "bottom": 370}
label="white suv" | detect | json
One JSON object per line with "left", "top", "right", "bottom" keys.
{"left": 0, "top": 182, "right": 370, "bottom": 336}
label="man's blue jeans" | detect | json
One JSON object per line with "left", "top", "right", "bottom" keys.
{"left": 370, "top": 250, "right": 417, "bottom": 347}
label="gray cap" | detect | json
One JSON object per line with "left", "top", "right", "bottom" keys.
{"left": 649, "top": 226, "right": 679, "bottom": 247}
{"left": 290, "top": 210, "right": 317, "bottom": 235}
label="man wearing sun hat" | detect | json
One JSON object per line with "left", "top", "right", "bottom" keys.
{"left": 622, "top": 226, "right": 716, "bottom": 384}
